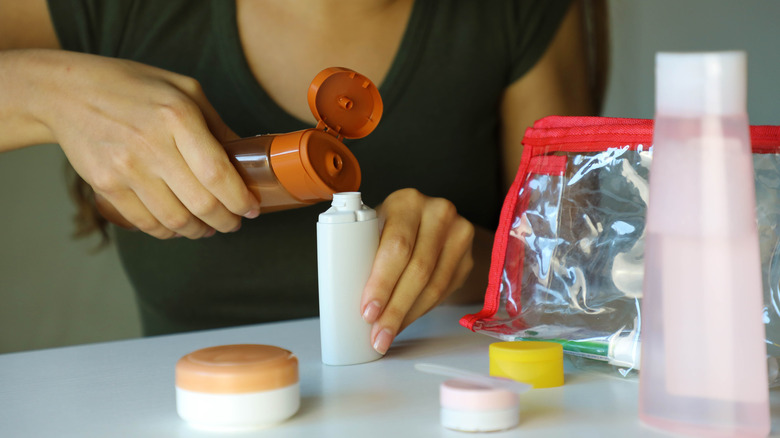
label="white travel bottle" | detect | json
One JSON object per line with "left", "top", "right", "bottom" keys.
{"left": 640, "top": 52, "right": 769, "bottom": 436}
{"left": 317, "top": 192, "right": 383, "bottom": 366}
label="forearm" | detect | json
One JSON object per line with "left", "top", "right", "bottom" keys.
{"left": 0, "top": 49, "right": 58, "bottom": 151}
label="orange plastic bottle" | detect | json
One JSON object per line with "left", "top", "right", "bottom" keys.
{"left": 98, "top": 67, "right": 382, "bottom": 227}
{"left": 222, "top": 67, "right": 382, "bottom": 213}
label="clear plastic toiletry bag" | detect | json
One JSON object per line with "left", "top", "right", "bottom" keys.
{"left": 460, "top": 116, "right": 780, "bottom": 374}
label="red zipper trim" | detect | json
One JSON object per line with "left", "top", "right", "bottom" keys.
{"left": 460, "top": 146, "right": 534, "bottom": 329}
{"left": 460, "top": 154, "right": 567, "bottom": 330}
{"left": 528, "top": 155, "right": 567, "bottom": 175}
{"left": 751, "top": 125, "right": 780, "bottom": 151}
{"left": 524, "top": 119, "right": 780, "bottom": 153}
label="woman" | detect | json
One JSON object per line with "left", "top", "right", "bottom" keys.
{"left": 0, "top": 0, "right": 605, "bottom": 354}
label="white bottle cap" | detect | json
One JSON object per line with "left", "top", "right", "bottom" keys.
{"left": 655, "top": 51, "right": 746, "bottom": 116}
{"left": 318, "top": 192, "right": 376, "bottom": 224}
{"left": 607, "top": 336, "right": 641, "bottom": 369}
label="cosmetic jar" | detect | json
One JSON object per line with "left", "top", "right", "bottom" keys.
{"left": 175, "top": 344, "right": 299, "bottom": 430}
{"left": 489, "top": 341, "right": 564, "bottom": 388}
{"left": 440, "top": 378, "right": 520, "bottom": 432}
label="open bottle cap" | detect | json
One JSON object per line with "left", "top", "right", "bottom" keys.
{"left": 270, "top": 67, "right": 382, "bottom": 202}
{"left": 308, "top": 67, "right": 383, "bottom": 140}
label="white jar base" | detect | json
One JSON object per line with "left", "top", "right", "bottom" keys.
{"left": 441, "top": 406, "right": 519, "bottom": 432}
{"left": 176, "top": 383, "right": 300, "bottom": 431}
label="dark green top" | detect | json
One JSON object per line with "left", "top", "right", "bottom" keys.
{"left": 48, "top": 0, "right": 570, "bottom": 335}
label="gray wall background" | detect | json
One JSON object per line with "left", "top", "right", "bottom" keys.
{"left": 2, "top": 0, "right": 779, "bottom": 353}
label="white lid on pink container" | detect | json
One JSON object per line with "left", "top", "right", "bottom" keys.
{"left": 656, "top": 51, "right": 746, "bottom": 116}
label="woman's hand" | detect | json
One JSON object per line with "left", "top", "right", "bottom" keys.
{"left": 11, "top": 49, "right": 260, "bottom": 239}
{"left": 360, "top": 188, "right": 475, "bottom": 355}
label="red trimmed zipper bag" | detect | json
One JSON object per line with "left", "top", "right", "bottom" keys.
{"left": 461, "top": 116, "right": 780, "bottom": 372}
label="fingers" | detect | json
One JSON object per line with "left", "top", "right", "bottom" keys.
{"left": 97, "top": 187, "right": 186, "bottom": 240}
{"left": 159, "top": 81, "right": 261, "bottom": 227}
{"left": 172, "top": 76, "right": 240, "bottom": 143}
{"left": 168, "top": 124, "right": 259, "bottom": 230}
{"left": 94, "top": 193, "right": 135, "bottom": 230}
{"left": 115, "top": 73, "right": 259, "bottom": 236}
{"left": 397, "top": 219, "right": 474, "bottom": 331}
{"left": 133, "top": 177, "right": 218, "bottom": 239}
{"left": 90, "top": 115, "right": 254, "bottom": 238}
{"left": 360, "top": 194, "right": 422, "bottom": 326}
{"left": 98, "top": 179, "right": 217, "bottom": 240}
{"left": 362, "top": 189, "right": 475, "bottom": 355}
{"left": 30, "top": 53, "right": 258, "bottom": 240}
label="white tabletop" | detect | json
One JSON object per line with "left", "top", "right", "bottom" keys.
{"left": 1, "top": 304, "right": 778, "bottom": 437}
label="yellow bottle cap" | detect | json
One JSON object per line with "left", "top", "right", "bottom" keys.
{"left": 489, "top": 341, "right": 564, "bottom": 389}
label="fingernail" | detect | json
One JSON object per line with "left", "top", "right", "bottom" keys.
{"left": 230, "top": 222, "right": 242, "bottom": 232}
{"left": 373, "top": 328, "right": 394, "bottom": 355}
{"left": 204, "top": 228, "right": 216, "bottom": 238}
{"left": 362, "top": 301, "right": 382, "bottom": 324}
{"left": 244, "top": 209, "right": 260, "bottom": 219}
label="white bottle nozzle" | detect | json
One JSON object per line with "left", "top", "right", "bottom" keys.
{"left": 319, "top": 192, "right": 376, "bottom": 224}
{"left": 331, "top": 192, "right": 363, "bottom": 210}
{"left": 608, "top": 336, "right": 641, "bottom": 369}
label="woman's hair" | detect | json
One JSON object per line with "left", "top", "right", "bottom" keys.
{"left": 66, "top": 163, "right": 109, "bottom": 246}
{"left": 582, "top": 0, "right": 610, "bottom": 115}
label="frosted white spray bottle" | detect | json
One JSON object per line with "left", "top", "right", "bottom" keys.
{"left": 317, "top": 192, "right": 383, "bottom": 366}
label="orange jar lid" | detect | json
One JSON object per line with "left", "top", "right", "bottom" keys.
{"left": 176, "top": 344, "right": 298, "bottom": 394}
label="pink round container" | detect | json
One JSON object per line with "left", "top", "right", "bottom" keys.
{"left": 439, "top": 378, "right": 520, "bottom": 432}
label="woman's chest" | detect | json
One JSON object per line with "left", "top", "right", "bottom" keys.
{"left": 235, "top": 0, "right": 414, "bottom": 124}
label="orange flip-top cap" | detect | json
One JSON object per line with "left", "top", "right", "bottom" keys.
{"left": 308, "top": 67, "right": 383, "bottom": 140}
{"left": 270, "top": 67, "right": 382, "bottom": 201}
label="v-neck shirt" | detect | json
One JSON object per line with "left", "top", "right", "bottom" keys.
{"left": 212, "top": 0, "right": 431, "bottom": 129}
{"left": 48, "top": 0, "right": 571, "bottom": 335}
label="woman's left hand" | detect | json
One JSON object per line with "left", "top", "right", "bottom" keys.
{"left": 360, "top": 188, "right": 475, "bottom": 355}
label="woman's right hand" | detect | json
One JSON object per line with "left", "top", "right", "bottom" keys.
{"left": 7, "top": 49, "right": 260, "bottom": 239}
